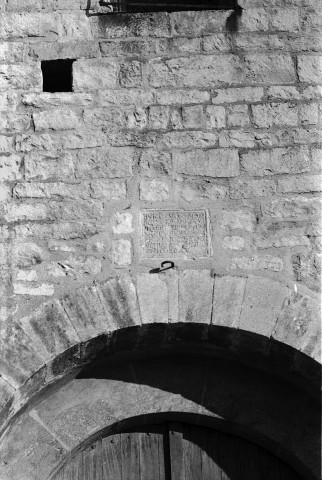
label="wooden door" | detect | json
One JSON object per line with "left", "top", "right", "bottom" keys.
{"left": 53, "top": 422, "right": 302, "bottom": 480}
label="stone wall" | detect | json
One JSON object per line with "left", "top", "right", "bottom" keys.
{"left": 0, "top": 0, "right": 321, "bottom": 320}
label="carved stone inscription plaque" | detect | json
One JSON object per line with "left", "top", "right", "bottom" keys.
{"left": 141, "top": 210, "right": 210, "bottom": 259}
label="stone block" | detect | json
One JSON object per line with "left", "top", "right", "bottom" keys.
{"left": 0, "top": 183, "right": 9, "bottom": 201}
{"left": 30, "top": 40, "right": 99, "bottom": 60}
{"left": 137, "top": 273, "right": 169, "bottom": 324}
{"left": 270, "top": 8, "right": 300, "bottom": 32}
{"left": 212, "top": 86, "right": 264, "bottom": 104}
{"left": 33, "top": 109, "right": 82, "bottom": 131}
{"left": 252, "top": 103, "right": 298, "bottom": 128}
{"left": 58, "top": 11, "right": 92, "bottom": 38}
{"left": 292, "top": 252, "right": 320, "bottom": 291}
{"left": 227, "top": 104, "right": 249, "bottom": 127}
{"left": 219, "top": 130, "right": 256, "bottom": 148}
{"left": 299, "top": 103, "right": 319, "bottom": 125}
{"left": 112, "top": 239, "right": 132, "bottom": 266}
{"left": 74, "top": 146, "right": 134, "bottom": 179}
{"left": 212, "top": 275, "right": 246, "bottom": 328}
{"left": 98, "top": 276, "right": 141, "bottom": 328}
{"left": 239, "top": 276, "right": 289, "bottom": 337}
{"left": 13, "top": 283, "right": 55, "bottom": 296}
{"left": 25, "top": 152, "right": 74, "bottom": 180}
{"left": 140, "top": 179, "right": 170, "bottom": 201}
{"left": 0, "top": 12, "right": 60, "bottom": 39}
{"left": 125, "top": 107, "right": 147, "bottom": 130}
{"left": 20, "top": 300, "right": 79, "bottom": 360}
{"left": 119, "top": 60, "right": 142, "bottom": 87}
{"left": 113, "top": 212, "right": 133, "bottom": 234}
{"left": 206, "top": 106, "right": 226, "bottom": 129}
{"left": 174, "top": 149, "right": 239, "bottom": 178}
{"left": 170, "top": 10, "right": 230, "bottom": 36}
{"left": 222, "top": 209, "right": 256, "bottom": 233}
{"left": 261, "top": 196, "right": 321, "bottom": 221}
{"left": 0, "top": 154, "right": 22, "bottom": 180}
{"left": 182, "top": 105, "right": 206, "bottom": 129}
{"left": 0, "top": 42, "right": 26, "bottom": 62}
{"left": 230, "top": 255, "right": 284, "bottom": 272}
{"left": 239, "top": 8, "right": 269, "bottom": 31}
{"left": 93, "top": 12, "right": 171, "bottom": 38}
{"left": 12, "top": 243, "right": 43, "bottom": 268}
{"left": 148, "top": 55, "right": 245, "bottom": 88}
{"left": 241, "top": 147, "right": 312, "bottom": 176}
{"left": 0, "top": 377, "right": 13, "bottom": 409}
{"left": 244, "top": 54, "right": 296, "bottom": 84}
{"left": 13, "top": 182, "right": 88, "bottom": 200}
{"left": 48, "top": 200, "right": 103, "bottom": 222}
{"left": 73, "top": 59, "right": 118, "bottom": 91}
{"left": 61, "top": 285, "right": 110, "bottom": 340}
{"left": 272, "top": 293, "right": 321, "bottom": 354}
{"left": 0, "top": 322, "right": 46, "bottom": 387}
{"left": 229, "top": 178, "right": 277, "bottom": 199}
{"left": 202, "top": 34, "right": 231, "bottom": 53}
{"left": 255, "top": 235, "right": 310, "bottom": 249}
{"left": 90, "top": 179, "right": 126, "bottom": 200}
{"left": 298, "top": 55, "right": 322, "bottom": 84}
{"left": 4, "top": 203, "right": 47, "bottom": 222}
{"left": 176, "top": 179, "right": 228, "bottom": 203}
{"left": 97, "top": 89, "right": 154, "bottom": 107}
{"left": 158, "top": 131, "right": 218, "bottom": 149}
{"left": 0, "top": 63, "right": 42, "bottom": 91}
{"left": 223, "top": 236, "right": 245, "bottom": 250}
{"left": 139, "top": 150, "right": 172, "bottom": 177}
{"left": 0, "top": 136, "right": 13, "bottom": 153}
{"left": 149, "top": 106, "right": 170, "bottom": 130}
{"left": 6, "top": 0, "right": 42, "bottom": 11}
{"left": 22, "top": 92, "right": 93, "bottom": 108}
{"left": 312, "top": 147, "right": 322, "bottom": 170}
{"left": 155, "top": 89, "right": 210, "bottom": 105}
{"left": 277, "top": 174, "right": 322, "bottom": 194}
{"left": 178, "top": 270, "right": 213, "bottom": 324}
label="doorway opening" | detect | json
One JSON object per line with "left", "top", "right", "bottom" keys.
{"left": 52, "top": 421, "right": 303, "bottom": 479}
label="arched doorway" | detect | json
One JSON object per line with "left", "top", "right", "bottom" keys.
{"left": 53, "top": 422, "right": 302, "bottom": 480}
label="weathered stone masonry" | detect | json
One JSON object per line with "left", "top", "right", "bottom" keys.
{"left": 0, "top": 0, "right": 321, "bottom": 478}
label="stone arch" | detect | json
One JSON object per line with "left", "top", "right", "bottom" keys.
{"left": 0, "top": 271, "right": 320, "bottom": 480}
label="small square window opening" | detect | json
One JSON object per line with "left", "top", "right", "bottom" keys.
{"left": 41, "top": 59, "right": 75, "bottom": 93}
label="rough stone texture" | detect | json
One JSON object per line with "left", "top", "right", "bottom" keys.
{"left": 239, "top": 276, "right": 289, "bottom": 337}
{"left": 212, "top": 275, "right": 246, "bottom": 328}
{"left": 178, "top": 270, "right": 213, "bottom": 324}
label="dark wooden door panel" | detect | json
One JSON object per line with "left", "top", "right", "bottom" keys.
{"left": 55, "top": 422, "right": 302, "bottom": 480}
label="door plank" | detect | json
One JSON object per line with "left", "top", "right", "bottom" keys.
{"left": 139, "top": 426, "right": 165, "bottom": 480}
{"left": 169, "top": 423, "right": 184, "bottom": 480}
{"left": 83, "top": 439, "right": 102, "bottom": 480}
{"left": 182, "top": 424, "right": 202, "bottom": 480}
{"left": 200, "top": 427, "right": 222, "bottom": 480}
{"left": 102, "top": 434, "right": 122, "bottom": 480}
{"left": 121, "top": 432, "right": 141, "bottom": 480}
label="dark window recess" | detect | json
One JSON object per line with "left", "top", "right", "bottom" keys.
{"left": 41, "top": 59, "right": 75, "bottom": 93}
{"left": 101, "top": 0, "right": 236, "bottom": 13}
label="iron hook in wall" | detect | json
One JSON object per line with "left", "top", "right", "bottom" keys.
{"left": 149, "top": 261, "right": 175, "bottom": 274}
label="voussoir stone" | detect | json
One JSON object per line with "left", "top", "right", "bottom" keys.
{"left": 239, "top": 276, "right": 290, "bottom": 338}
{"left": 179, "top": 270, "right": 214, "bottom": 324}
